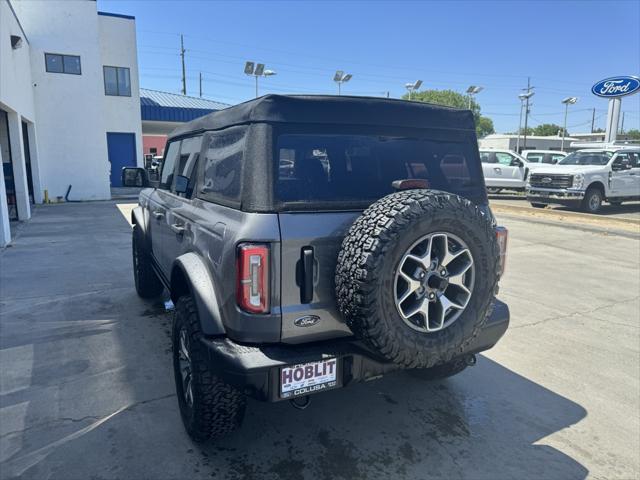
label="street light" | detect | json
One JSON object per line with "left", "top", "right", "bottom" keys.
{"left": 561, "top": 96, "right": 578, "bottom": 152}
{"left": 516, "top": 90, "right": 535, "bottom": 153}
{"left": 466, "top": 85, "right": 483, "bottom": 109}
{"left": 244, "top": 61, "right": 277, "bottom": 98}
{"left": 333, "top": 70, "right": 352, "bottom": 95}
{"left": 405, "top": 80, "right": 423, "bottom": 101}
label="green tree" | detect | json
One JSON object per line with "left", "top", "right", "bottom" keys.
{"left": 625, "top": 129, "right": 640, "bottom": 140}
{"left": 402, "top": 89, "right": 494, "bottom": 137}
{"left": 532, "top": 123, "right": 564, "bottom": 136}
{"left": 476, "top": 116, "right": 495, "bottom": 137}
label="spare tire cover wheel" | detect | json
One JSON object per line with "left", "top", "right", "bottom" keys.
{"left": 335, "top": 190, "right": 499, "bottom": 369}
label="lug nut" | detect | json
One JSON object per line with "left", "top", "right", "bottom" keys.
{"left": 428, "top": 292, "right": 436, "bottom": 300}
{"left": 440, "top": 269, "right": 446, "bottom": 276}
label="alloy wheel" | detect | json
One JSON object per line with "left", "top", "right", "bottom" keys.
{"left": 394, "top": 232, "right": 475, "bottom": 333}
{"left": 178, "top": 328, "right": 194, "bottom": 407}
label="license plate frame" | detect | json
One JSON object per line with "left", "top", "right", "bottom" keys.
{"left": 279, "top": 358, "right": 340, "bottom": 399}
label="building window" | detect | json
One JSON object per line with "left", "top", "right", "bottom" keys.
{"left": 45, "top": 53, "right": 81, "bottom": 75}
{"left": 103, "top": 66, "right": 131, "bottom": 96}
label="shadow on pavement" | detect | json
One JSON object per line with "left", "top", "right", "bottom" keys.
{"left": 0, "top": 202, "right": 588, "bottom": 480}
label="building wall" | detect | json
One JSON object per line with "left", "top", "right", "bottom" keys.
{"left": 143, "top": 135, "right": 167, "bottom": 156}
{"left": 0, "top": 2, "right": 35, "bottom": 121}
{"left": 479, "top": 135, "right": 580, "bottom": 152}
{"left": 98, "top": 13, "right": 143, "bottom": 169}
{"left": 0, "top": 0, "right": 36, "bottom": 242}
{"left": 12, "top": 0, "right": 125, "bottom": 201}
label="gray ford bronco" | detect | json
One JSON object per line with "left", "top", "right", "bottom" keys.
{"left": 122, "top": 95, "right": 510, "bottom": 442}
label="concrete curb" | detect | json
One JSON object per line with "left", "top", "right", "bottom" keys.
{"left": 491, "top": 203, "right": 640, "bottom": 236}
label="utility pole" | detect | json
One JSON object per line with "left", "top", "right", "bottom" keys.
{"left": 180, "top": 34, "right": 186, "bottom": 95}
{"left": 199, "top": 72, "right": 202, "bottom": 98}
{"left": 591, "top": 108, "right": 596, "bottom": 133}
{"left": 523, "top": 77, "right": 533, "bottom": 150}
{"left": 620, "top": 111, "right": 625, "bottom": 135}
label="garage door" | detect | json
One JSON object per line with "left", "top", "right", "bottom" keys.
{"left": 107, "top": 132, "right": 136, "bottom": 187}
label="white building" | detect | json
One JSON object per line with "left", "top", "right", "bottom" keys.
{"left": 0, "top": 0, "right": 142, "bottom": 246}
{"left": 479, "top": 134, "right": 580, "bottom": 153}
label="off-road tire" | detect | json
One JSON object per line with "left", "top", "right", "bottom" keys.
{"left": 582, "top": 186, "right": 603, "bottom": 214}
{"left": 132, "top": 225, "right": 163, "bottom": 298}
{"left": 530, "top": 202, "right": 546, "bottom": 209}
{"left": 172, "top": 295, "right": 246, "bottom": 442}
{"left": 408, "top": 357, "right": 469, "bottom": 381}
{"left": 336, "top": 190, "right": 500, "bottom": 369}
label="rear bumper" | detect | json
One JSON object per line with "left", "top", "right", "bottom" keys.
{"left": 201, "top": 300, "right": 510, "bottom": 402}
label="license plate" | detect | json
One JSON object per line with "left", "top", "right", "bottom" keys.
{"left": 280, "top": 358, "right": 338, "bottom": 399}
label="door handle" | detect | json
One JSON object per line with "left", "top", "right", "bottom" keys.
{"left": 494, "top": 167, "right": 502, "bottom": 173}
{"left": 152, "top": 210, "right": 164, "bottom": 220}
{"left": 300, "top": 247, "right": 314, "bottom": 304}
{"left": 170, "top": 223, "right": 186, "bottom": 236}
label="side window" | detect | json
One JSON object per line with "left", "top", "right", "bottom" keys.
{"left": 160, "top": 141, "right": 181, "bottom": 190}
{"left": 526, "top": 153, "right": 544, "bottom": 163}
{"left": 495, "top": 153, "right": 514, "bottom": 166}
{"left": 628, "top": 153, "right": 640, "bottom": 168}
{"left": 173, "top": 136, "right": 202, "bottom": 198}
{"left": 199, "top": 127, "right": 245, "bottom": 203}
{"left": 479, "top": 152, "right": 493, "bottom": 163}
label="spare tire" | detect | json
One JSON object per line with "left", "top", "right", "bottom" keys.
{"left": 335, "top": 190, "right": 499, "bottom": 368}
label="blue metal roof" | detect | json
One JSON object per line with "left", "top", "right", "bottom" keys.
{"left": 140, "top": 88, "right": 231, "bottom": 122}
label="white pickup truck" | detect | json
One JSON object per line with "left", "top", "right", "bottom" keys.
{"left": 479, "top": 149, "right": 557, "bottom": 193}
{"left": 526, "top": 147, "right": 640, "bottom": 213}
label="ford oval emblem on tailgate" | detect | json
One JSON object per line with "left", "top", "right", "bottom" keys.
{"left": 294, "top": 315, "right": 320, "bottom": 327}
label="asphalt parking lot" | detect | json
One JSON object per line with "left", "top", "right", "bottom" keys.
{"left": 1, "top": 201, "right": 639, "bottom": 480}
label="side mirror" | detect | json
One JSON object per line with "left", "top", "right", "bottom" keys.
{"left": 121, "top": 167, "right": 148, "bottom": 187}
{"left": 174, "top": 175, "right": 189, "bottom": 194}
{"left": 511, "top": 158, "right": 524, "bottom": 167}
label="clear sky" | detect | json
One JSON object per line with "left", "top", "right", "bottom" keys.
{"left": 98, "top": 0, "right": 640, "bottom": 134}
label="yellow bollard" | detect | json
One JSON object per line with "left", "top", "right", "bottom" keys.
{"left": 44, "top": 189, "right": 49, "bottom": 204}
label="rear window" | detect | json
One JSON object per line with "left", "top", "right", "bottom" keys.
{"left": 276, "top": 134, "right": 483, "bottom": 207}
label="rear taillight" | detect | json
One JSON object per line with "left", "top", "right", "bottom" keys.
{"left": 495, "top": 226, "right": 508, "bottom": 276}
{"left": 237, "top": 243, "right": 270, "bottom": 313}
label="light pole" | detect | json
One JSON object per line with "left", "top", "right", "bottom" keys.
{"left": 405, "top": 80, "right": 423, "bottom": 101}
{"left": 244, "top": 61, "right": 276, "bottom": 98}
{"left": 561, "top": 96, "right": 578, "bottom": 152}
{"left": 517, "top": 90, "right": 535, "bottom": 152}
{"left": 466, "top": 85, "right": 483, "bottom": 109}
{"left": 333, "top": 70, "right": 352, "bottom": 95}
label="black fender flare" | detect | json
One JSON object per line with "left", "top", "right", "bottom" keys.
{"left": 171, "top": 252, "right": 226, "bottom": 336}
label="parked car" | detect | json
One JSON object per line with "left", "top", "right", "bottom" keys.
{"left": 479, "top": 149, "right": 530, "bottom": 193}
{"left": 122, "top": 95, "right": 510, "bottom": 441}
{"left": 526, "top": 147, "right": 640, "bottom": 213}
{"left": 521, "top": 150, "right": 567, "bottom": 165}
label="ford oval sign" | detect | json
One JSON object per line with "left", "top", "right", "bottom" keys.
{"left": 592, "top": 76, "right": 640, "bottom": 98}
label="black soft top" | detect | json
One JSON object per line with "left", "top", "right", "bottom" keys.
{"left": 169, "top": 94, "right": 476, "bottom": 139}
